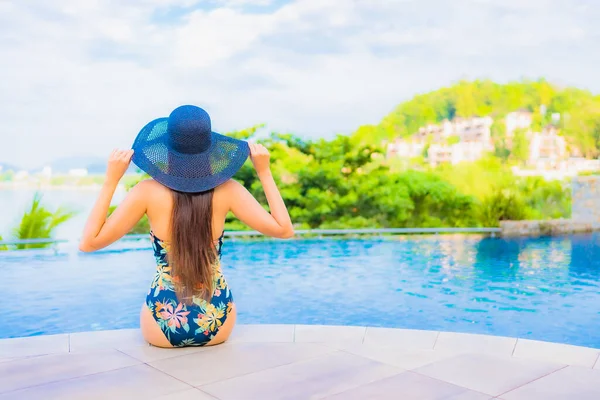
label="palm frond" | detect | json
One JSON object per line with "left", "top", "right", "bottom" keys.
{"left": 49, "top": 206, "right": 78, "bottom": 231}
{"left": 12, "top": 192, "right": 76, "bottom": 249}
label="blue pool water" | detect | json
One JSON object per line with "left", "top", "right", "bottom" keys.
{"left": 1, "top": 235, "right": 599, "bottom": 348}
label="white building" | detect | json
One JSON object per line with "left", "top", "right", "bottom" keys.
{"left": 387, "top": 116, "right": 495, "bottom": 166}
{"left": 513, "top": 158, "right": 600, "bottom": 180}
{"left": 68, "top": 168, "right": 88, "bottom": 177}
{"left": 566, "top": 158, "right": 600, "bottom": 174}
{"left": 505, "top": 110, "right": 533, "bottom": 137}
{"left": 427, "top": 144, "right": 456, "bottom": 165}
{"left": 427, "top": 141, "right": 490, "bottom": 166}
{"left": 529, "top": 125, "right": 567, "bottom": 169}
{"left": 453, "top": 116, "right": 494, "bottom": 147}
{"left": 414, "top": 120, "right": 455, "bottom": 143}
{"left": 386, "top": 139, "right": 425, "bottom": 159}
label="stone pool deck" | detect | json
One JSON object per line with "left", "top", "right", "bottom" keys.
{"left": 0, "top": 325, "right": 599, "bottom": 400}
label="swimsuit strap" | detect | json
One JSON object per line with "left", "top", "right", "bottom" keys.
{"left": 216, "top": 231, "right": 224, "bottom": 258}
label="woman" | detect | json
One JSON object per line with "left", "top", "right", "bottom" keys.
{"left": 79, "top": 105, "right": 294, "bottom": 348}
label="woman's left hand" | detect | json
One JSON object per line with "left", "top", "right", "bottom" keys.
{"left": 106, "top": 149, "right": 134, "bottom": 184}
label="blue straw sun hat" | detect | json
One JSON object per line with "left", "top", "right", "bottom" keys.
{"left": 131, "top": 105, "right": 250, "bottom": 193}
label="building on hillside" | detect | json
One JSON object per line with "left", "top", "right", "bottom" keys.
{"left": 427, "top": 141, "right": 491, "bottom": 166}
{"left": 452, "top": 116, "right": 494, "bottom": 146}
{"left": 68, "top": 168, "right": 88, "bottom": 177}
{"left": 511, "top": 123, "right": 600, "bottom": 179}
{"left": 505, "top": 110, "right": 533, "bottom": 137}
{"left": 414, "top": 120, "right": 454, "bottom": 143}
{"left": 386, "top": 116, "right": 494, "bottom": 165}
{"left": 528, "top": 125, "right": 567, "bottom": 169}
{"left": 513, "top": 157, "right": 600, "bottom": 180}
{"left": 413, "top": 116, "right": 494, "bottom": 146}
{"left": 566, "top": 158, "right": 600, "bottom": 174}
{"left": 427, "top": 144, "right": 454, "bottom": 165}
{"left": 386, "top": 139, "right": 425, "bottom": 159}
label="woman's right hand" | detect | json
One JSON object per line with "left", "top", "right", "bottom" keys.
{"left": 228, "top": 143, "right": 294, "bottom": 239}
{"left": 249, "top": 143, "right": 271, "bottom": 175}
{"left": 106, "top": 149, "right": 134, "bottom": 185}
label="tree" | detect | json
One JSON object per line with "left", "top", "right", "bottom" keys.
{"left": 479, "top": 188, "right": 529, "bottom": 227}
{"left": 518, "top": 177, "right": 570, "bottom": 220}
{"left": 490, "top": 120, "right": 510, "bottom": 161}
{"left": 397, "top": 171, "right": 477, "bottom": 227}
{"left": 455, "top": 81, "right": 478, "bottom": 117}
{"left": 511, "top": 128, "right": 530, "bottom": 165}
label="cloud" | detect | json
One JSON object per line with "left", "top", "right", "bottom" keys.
{"left": 1, "top": 0, "right": 599, "bottom": 168}
{"left": 172, "top": 8, "right": 276, "bottom": 68}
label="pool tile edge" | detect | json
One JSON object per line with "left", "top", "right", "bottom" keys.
{"left": 1, "top": 326, "right": 599, "bottom": 369}
{"left": 434, "top": 331, "right": 518, "bottom": 357}
{"left": 513, "top": 338, "right": 600, "bottom": 368}
{"left": 363, "top": 327, "right": 440, "bottom": 349}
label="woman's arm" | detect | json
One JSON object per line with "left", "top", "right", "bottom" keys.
{"left": 228, "top": 144, "right": 294, "bottom": 239}
{"left": 79, "top": 149, "right": 146, "bottom": 252}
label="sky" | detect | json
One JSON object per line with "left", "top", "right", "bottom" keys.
{"left": 1, "top": 0, "right": 600, "bottom": 169}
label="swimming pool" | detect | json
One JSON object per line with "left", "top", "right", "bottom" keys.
{"left": 1, "top": 234, "right": 599, "bottom": 348}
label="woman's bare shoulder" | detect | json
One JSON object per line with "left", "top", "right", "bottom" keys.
{"left": 130, "top": 179, "right": 171, "bottom": 200}
{"left": 214, "top": 179, "right": 244, "bottom": 206}
{"left": 216, "top": 179, "right": 243, "bottom": 193}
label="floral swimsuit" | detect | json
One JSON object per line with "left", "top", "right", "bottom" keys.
{"left": 145, "top": 231, "right": 233, "bottom": 347}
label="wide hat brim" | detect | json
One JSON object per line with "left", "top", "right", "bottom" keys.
{"left": 131, "top": 117, "right": 250, "bottom": 193}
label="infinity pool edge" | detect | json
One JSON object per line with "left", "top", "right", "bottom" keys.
{"left": 1, "top": 324, "right": 598, "bottom": 370}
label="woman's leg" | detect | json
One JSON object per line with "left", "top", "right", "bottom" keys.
{"left": 140, "top": 304, "right": 173, "bottom": 348}
{"left": 206, "top": 304, "right": 237, "bottom": 346}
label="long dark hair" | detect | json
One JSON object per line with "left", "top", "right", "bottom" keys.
{"left": 169, "top": 189, "right": 217, "bottom": 303}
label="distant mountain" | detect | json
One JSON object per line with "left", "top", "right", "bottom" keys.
{"left": 38, "top": 156, "right": 105, "bottom": 173}
{"left": 0, "top": 162, "right": 21, "bottom": 172}
{"left": 85, "top": 162, "right": 110, "bottom": 174}
{"left": 35, "top": 156, "right": 139, "bottom": 174}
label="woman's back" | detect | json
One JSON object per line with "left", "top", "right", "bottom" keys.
{"left": 143, "top": 178, "right": 232, "bottom": 244}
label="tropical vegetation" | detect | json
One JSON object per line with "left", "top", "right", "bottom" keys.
{"left": 223, "top": 79, "right": 590, "bottom": 229}
{"left": 0, "top": 192, "right": 76, "bottom": 250}
{"left": 222, "top": 135, "right": 569, "bottom": 230}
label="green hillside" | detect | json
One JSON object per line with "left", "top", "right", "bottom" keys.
{"left": 353, "top": 79, "right": 600, "bottom": 158}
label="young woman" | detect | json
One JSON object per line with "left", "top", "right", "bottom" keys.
{"left": 79, "top": 105, "right": 294, "bottom": 348}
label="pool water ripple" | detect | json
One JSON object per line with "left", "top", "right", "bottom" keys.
{"left": 1, "top": 234, "right": 599, "bottom": 348}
